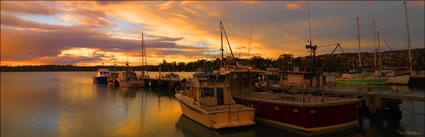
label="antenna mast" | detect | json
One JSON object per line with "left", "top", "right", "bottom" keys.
{"left": 219, "top": 20, "right": 235, "bottom": 66}
{"left": 377, "top": 32, "right": 382, "bottom": 72}
{"left": 403, "top": 1, "right": 412, "bottom": 73}
{"left": 220, "top": 21, "right": 224, "bottom": 67}
{"left": 308, "top": 0, "right": 312, "bottom": 44}
{"left": 139, "top": 32, "right": 143, "bottom": 66}
{"left": 373, "top": 21, "right": 377, "bottom": 69}
{"left": 356, "top": 17, "right": 362, "bottom": 67}
{"left": 248, "top": 34, "right": 251, "bottom": 58}
{"left": 305, "top": 1, "right": 317, "bottom": 66}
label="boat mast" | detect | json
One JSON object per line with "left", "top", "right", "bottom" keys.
{"left": 139, "top": 32, "right": 143, "bottom": 66}
{"left": 141, "top": 32, "right": 148, "bottom": 67}
{"left": 248, "top": 34, "right": 251, "bottom": 58}
{"left": 219, "top": 20, "right": 235, "bottom": 67}
{"left": 356, "top": 17, "right": 362, "bottom": 68}
{"left": 373, "top": 21, "right": 377, "bottom": 69}
{"left": 143, "top": 33, "right": 147, "bottom": 66}
{"left": 221, "top": 21, "right": 235, "bottom": 60}
{"left": 305, "top": 1, "right": 317, "bottom": 67}
{"left": 403, "top": 1, "right": 412, "bottom": 73}
{"left": 377, "top": 32, "right": 382, "bottom": 72}
{"left": 220, "top": 21, "right": 224, "bottom": 67}
{"left": 308, "top": 0, "right": 312, "bottom": 47}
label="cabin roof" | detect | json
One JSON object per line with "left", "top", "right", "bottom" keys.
{"left": 230, "top": 69, "right": 265, "bottom": 73}
{"left": 281, "top": 71, "right": 316, "bottom": 75}
{"left": 97, "top": 68, "right": 109, "bottom": 72}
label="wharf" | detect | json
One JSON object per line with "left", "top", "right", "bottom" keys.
{"left": 322, "top": 87, "right": 424, "bottom": 113}
{"left": 143, "top": 77, "right": 181, "bottom": 88}
{"left": 323, "top": 88, "right": 425, "bottom": 102}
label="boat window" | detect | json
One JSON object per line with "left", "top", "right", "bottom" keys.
{"left": 202, "top": 88, "right": 214, "bottom": 97}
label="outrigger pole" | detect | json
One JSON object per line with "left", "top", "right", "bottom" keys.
{"left": 219, "top": 20, "right": 235, "bottom": 67}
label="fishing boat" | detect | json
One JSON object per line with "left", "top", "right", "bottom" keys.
{"left": 215, "top": 63, "right": 362, "bottom": 133}
{"left": 108, "top": 72, "right": 119, "bottom": 86}
{"left": 117, "top": 62, "right": 144, "bottom": 88}
{"left": 93, "top": 68, "right": 110, "bottom": 84}
{"left": 258, "top": 67, "right": 282, "bottom": 92}
{"left": 118, "top": 71, "right": 144, "bottom": 88}
{"left": 175, "top": 72, "right": 256, "bottom": 129}
{"left": 335, "top": 16, "right": 410, "bottom": 85}
{"left": 214, "top": 20, "right": 361, "bottom": 133}
{"left": 335, "top": 70, "right": 410, "bottom": 85}
{"left": 227, "top": 70, "right": 361, "bottom": 133}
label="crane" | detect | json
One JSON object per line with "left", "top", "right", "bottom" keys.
{"left": 318, "top": 43, "right": 344, "bottom": 70}
{"left": 383, "top": 40, "right": 393, "bottom": 51}
{"left": 306, "top": 42, "right": 344, "bottom": 69}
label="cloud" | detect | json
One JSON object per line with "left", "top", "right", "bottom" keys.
{"left": 60, "top": 14, "right": 114, "bottom": 27}
{"left": 0, "top": 1, "right": 64, "bottom": 15}
{"left": 1, "top": 13, "right": 205, "bottom": 64}
{"left": 1, "top": 1, "right": 424, "bottom": 66}
{"left": 39, "top": 55, "right": 104, "bottom": 65}
{"left": 285, "top": 3, "right": 303, "bottom": 11}
{"left": 156, "top": 1, "right": 174, "bottom": 10}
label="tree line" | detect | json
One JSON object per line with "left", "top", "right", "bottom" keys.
{"left": 1, "top": 48, "right": 424, "bottom": 72}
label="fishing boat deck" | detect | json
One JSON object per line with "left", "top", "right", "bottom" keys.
{"left": 236, "top": 92, "right": 360, "bottom": 107}
{"left": 200, "top": 103, "right": 254, "bottom": 112}
{"left": 177, "top": 93, "right": 254, "bottom": 114}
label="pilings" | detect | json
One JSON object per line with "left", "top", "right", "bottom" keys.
{"left": 366, "top": 88, "right": 379, "bottom": 114}
{"left": 365, "top": 88, "right": 403, "bottom": 114}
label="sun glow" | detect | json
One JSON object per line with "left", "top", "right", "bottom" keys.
{"left": 59, "top": 48, "right": 99, "bottom": 57}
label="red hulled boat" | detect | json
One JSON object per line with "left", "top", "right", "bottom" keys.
{"left": 221, "top": 68, "right": 361, "bottom": 133}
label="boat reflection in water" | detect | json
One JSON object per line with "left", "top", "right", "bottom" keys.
{"left": 175, "top": 115, "right": 256, "bottom": 137}
{"left": 1, "top": 72, "right": 423, "bottom": 137}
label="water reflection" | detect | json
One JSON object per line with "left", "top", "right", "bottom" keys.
{"left": 1, "top": 72, "right": 424, "bottom": 137}
{"left": 175, "top": 115, "right": 256, "bottom": 137}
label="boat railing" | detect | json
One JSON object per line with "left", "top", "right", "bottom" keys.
{"left": 239, "top": 92, "right": 358, "bottom": 105}
{"left": 200, "top": 103, "right": 248, "bottom": 112}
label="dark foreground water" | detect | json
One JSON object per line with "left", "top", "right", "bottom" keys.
{"left": 1, "top": 72, "right": 424, "bottom": 137}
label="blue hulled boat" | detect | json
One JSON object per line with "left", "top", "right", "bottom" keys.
{"left": 93, "top": 68, "right": 110, "bottom": 84}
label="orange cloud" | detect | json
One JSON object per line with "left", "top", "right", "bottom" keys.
{"left": 285, "top": 3, "right": 303, "bottom": 11}
{"left": 60, "top": 14, "right": 113, "bottom": 27}
{"left": 156, "top": 1, "right": 174, "bottom": 10}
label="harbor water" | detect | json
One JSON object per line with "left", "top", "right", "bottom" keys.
{"left": 1, "top": 72, "right": 424, "bottom": 137}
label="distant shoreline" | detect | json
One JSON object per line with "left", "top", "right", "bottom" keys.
{"left": 0, "top": 65, "right": 161, "bottom": 72}
{"left": 1, "top": 48, "right": 424, "bottom": 72}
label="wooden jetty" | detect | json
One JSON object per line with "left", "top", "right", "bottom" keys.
{"left": 322, "top": 88, "right": 424, "bottom": 114}
{"left": 143, "top": 77, "right": 182, "bottom": 88}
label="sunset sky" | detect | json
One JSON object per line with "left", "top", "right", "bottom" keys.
{"left": 1, "top": 1, "right": 424, "bottom": 66}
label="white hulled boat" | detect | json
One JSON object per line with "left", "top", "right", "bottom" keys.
{"left": 175, "top": 73, "right": 255, "bottom": 129}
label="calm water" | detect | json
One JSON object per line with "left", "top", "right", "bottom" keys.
{"left": 1, "top": 72, "right": 424, "bottom": 137}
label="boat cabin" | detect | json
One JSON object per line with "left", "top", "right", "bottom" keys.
{"left": 265, "top": 68, "right": 281, "bottom": 84}
{"left": 96, "top": 68, "right": 110, "bottom": 77}
{"left": 118, "top": 71, "right": 138, "bottom": 81}
{"left": 282, "top": 71, "right": 319, "bottom": 87}
{"left": 165, "top": 73, "right": 180, "bottom": 80}
{"left": 185, "top": 75, "right": 234, "bottom": 106}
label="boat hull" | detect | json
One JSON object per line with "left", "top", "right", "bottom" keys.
{"left": 386, "top": 73, "right": 410, "bottom": 84}
{"left": 118, "top": 80, "right": 144, "bottom": 88}
{"left": 336, "top": 73, "right": 410, "bottom": 85}
{"left": 335, "top": 78, "right": 388, "bottom": 84}
{"left": 93, "top": 77, "right": 108, "bottom": 84}
{"left": 233, "top": 96, "right": 361, "bottom": 133}
{"left": 176, "top": 94, "right": 255, "bottom": 129}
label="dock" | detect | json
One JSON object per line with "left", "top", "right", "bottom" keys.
{"left": 322, "top": 87, "right": 424, "bottom": 113}
{"left": 143, "top": 77, "right": 182, "bottom": 88}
